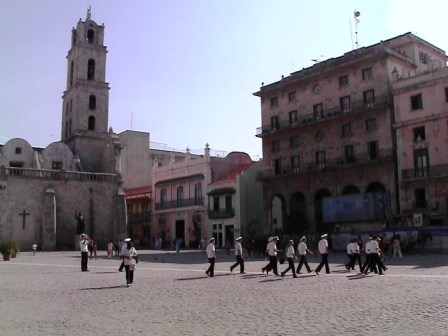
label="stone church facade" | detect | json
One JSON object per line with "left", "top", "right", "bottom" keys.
{"left": 0, "top": 10, "right": 126, "bottom": 251}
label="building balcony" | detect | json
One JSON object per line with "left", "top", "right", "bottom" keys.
{"left": 208, "top": 208, "right": 235, "bottom": 219}
{"left": 257, "top": 149, "right": 394, "bottom": 181}
{"left": 255, "top": 94, "right": 390, "bottom": 137}
{"left": 128, "top": 211, "right": 151, "bottom": 224}
{"left": 155, "top": 197, "right": 204, "bottom": 211}
{"left": 401, "top": 163, "right": 448, "bottom": 181}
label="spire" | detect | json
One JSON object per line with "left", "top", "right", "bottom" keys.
{"left": 86, "top": 6, "right": 91, "bottom": 21}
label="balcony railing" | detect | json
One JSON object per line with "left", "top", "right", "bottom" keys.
{"left": 128, "top": 211, "right": 151, "bottom": 224}
{"left": 255, "top": 95, "right": 390, "bottom": 137}
{"left": 208, "top": 208, "right": 235, "bottom": 219}
{"left": 155, "top": 197, "right": 204, "bottom": 210}
{"left": 257, "top": 149, "right": 394, "bottom": 180}
{"left": 402, "top": 163, "right": 448, "bottom": 181}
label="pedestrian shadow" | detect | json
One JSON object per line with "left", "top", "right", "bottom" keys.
{"left": 92, "top": 271, "right": 118, "bottom": 274}
{"left": 332, "top": 269, "right": 350, "bottom": 273}
{"left": 176, "top": 273, "right": 232, "bottom": 281}
{"left": 347, "top": 273, "right": 372, "bottom": 280}
{"left": 259, "top": 277, "right": 283, "bottom": 283}
{"left": 80, "top": 285, "right": 126, "bottom": 290}
{"left": 298, "top": 274, "right": 318, "bottom": 278}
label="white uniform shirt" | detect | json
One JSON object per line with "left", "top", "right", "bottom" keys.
{"left": 370, "top": 240, "right": 379, "bottom": 253}
{"left": 365, "top": 240, "right": 372, "bottom": 254}
{"left": 353, "top": 242, "right": 360, "bottom": 254}
{"left": 79, "top": 239, "right": 89, "bottom": 252}
{"left": 121, "top": 246, "right": 137, "bottom": 266}
{"left": 285, "top": 245, "right": 295, "bottom": 258}
{"left": 297, "top": 242, "right": 308, "bottom": 255}
{"left": 346, "top": 243, "right": 353, "bottom": 254}
{"left": 266, "top": 241, "right": 277, "bottom": 256}
{"left": 206, "top": 243, "right": 215, "bottom": 258}
{"left": 235, "top": 242, "right": 243, "bottom": 256}
{"left": 318, "top": 239, "right": 328, "bottom": 254}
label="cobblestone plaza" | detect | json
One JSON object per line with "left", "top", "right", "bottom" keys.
{"left": 1, "top": 250, "right": 447, "bottom": 336}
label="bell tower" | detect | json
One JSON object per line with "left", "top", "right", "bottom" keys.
{"left": 61, "top": 8, "right": 118, "bottom": 173}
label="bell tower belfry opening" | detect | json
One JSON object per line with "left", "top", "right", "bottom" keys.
{"left": 61, "top": 8, "right": 118, "bottom": 173}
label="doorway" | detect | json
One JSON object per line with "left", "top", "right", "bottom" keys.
{"left": 175, "top": 220, "right": 185, "bottom": 247}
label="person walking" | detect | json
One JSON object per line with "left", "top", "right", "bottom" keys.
{"left": 262, "top": 236, "right": 280, "bottom": 275}
{"left": 392, "top": 235, "right": 403, "bottom": 258}
{"left": 121, "top": 239, "right": 138, "bottom": 287}
{"left": 345, "top": 239, "right": 355, "bottom": 271}
{"left": 296, "top": 236, "right": 313, "bottom": 274}
{"left": 32, "top": 242, "right": 37, "bottom": 256}
{"left": 79, "top": 233, "right": 91, "bottom": 272}
{"left": 107, "top": 241, "right": 114, "bottom": 259}
{"left": 315, "top": 234, "right": 330, "bottom": 275}
{"left": 205, "top": 237, "right": 216, "bottom": 277}
{"left": 350, "top": 237, "right": 363, "bottom": 272}
{"left": 281, "top": 240, "right": 298, "bottom": 278}
{"left": 362, "top": 236, "right": 377, "bottom": 274}
{"left": 230, "top": 237, "right": 245, "bottom": 274}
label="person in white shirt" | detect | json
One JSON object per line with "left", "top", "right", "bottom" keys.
{"left": 296, "top": 236, "right": 313, "bottom": 274}
{"left": 205, "top": 237, "right": 216, "bottom": 277}
{"left": 281, "top": 240, "right": 298, "bottom": 278}
{"left": 120, "top": 239, "right": 138, "bottom": 286}
{"left": 32, "top": 243, "right": 37, "bottom": 256}
{"left": 345, "top": 239, "right": 355, "bottom": 271}
{"left": 79, "top": 233, "right": 91, "bottom": 272}
{"left": 230, "top": 237, "right": 245, "bottom": 274}
{"left": 315, "top": 234, "right": 330, "bottom": 274}
{"left": 262, "top": 236, "right": 279, "bottom": 275}
{"left": 350, "top": 238, "right": 363, "bottom": 272}
{"left": 362, "top": 236, "right": 376, "bottom": 274}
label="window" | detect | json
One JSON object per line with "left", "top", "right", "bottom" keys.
{"left": 367, "top": 141, "right": 379, "bottom": 160}
{"left": 362, "top": 67, "right": 372, "bottom": 80}
{"left": 89, "top": 95, "right": 96, "bottom": 110}
{"left": 363, "top": 89, "right": 375, "bottom": 107}
{"left": 340, "top": 96, "right": 351, "bottom": 113}
{"left": 15, "top": 147, "right": 22, "bottom": 154}
{"left": 70, "top": 61, "right": 74, "bottom": 87}
{"left": 69, "top": 118, "right": 72, "bottom": 135}
{"left": 52, "top": 161, "right": 63, "bottom": 170}
{"left": 313, "top": 104, "right": 323, "bottom": 120}
{"left": 160, "top": 189, "right": 167, "bottom": 208}
{"left": 366, "top": 118, "right": 377, "bottom": 132}
{"left": 87, "top": 59, "right": 95, "bottom": 80}
{"left": 419, "top": 52, "right": 428, "bottom": 64}
{"left": 342, "top": 123, "right": 352, "bottom": 137}
{"left": 289, "top": 110, "right": 299, "bottom": 126}
{"left": 315, "top": 150, "right": 326, "bottom": 169}
{"left": 270, "top": 116, "right": 279, "bottom": 130}
{"left": 290, "top": 156, "right": 300, "bottom": 173}
{"left": 411, "top": 94, "right": 423, "bottom": 110}
{"left": 414, "top": 148, "right": 429, "bottom": 178}
{"left": 273, "top": 159, "right": 281, "bottom": 176}
{"left": 225, "top": 195, "right": 232, "bottom": 211}
{"left": 415, "top": 188, "right": 427, "bottom": 208}
{"left": 288, "top": 91, "right": 296, "bottom": 102}
{"left": 270, "top": 97, "right": 278, "bottom": 107}
{"left": 272, "top": 140, "right": 281, "bottom": 152}
{"left": 176, "top": 186, "right": 183, "bottom": 207}
{"left": 343, "top": 145, "right": 355, "bottom": 163}
{"left": 413, "top": 127, "right": 426, "bottom": 142}
{"left": 87, "top": 29, "right": 95, "bottom": 44}
{"left": 213, "top": 196, "right": 220, "bottom": 211}
{"left": 65, "top": 121, "right": 69, "bottom": 138}
{"left": 290, "top": 135, "right": 300, "bottom": 148}
{"left": 445, "top": 87, "right": 448, "bottom": 102}
{"left": 194, "top": 183, "right": 202, "bottom": 204}
{"left": 88, "top": 116, "right": 95, "bottom": 130}
{"left": 339, "top": 75, "right": 349, "bottom": 87}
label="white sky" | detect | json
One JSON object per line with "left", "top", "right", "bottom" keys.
{"left": 1, "top": 0, "right": 447, "bottom": 160}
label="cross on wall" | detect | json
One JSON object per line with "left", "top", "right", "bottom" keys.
{"left": 18, "top": 209, "right": 30, "bottom": 230}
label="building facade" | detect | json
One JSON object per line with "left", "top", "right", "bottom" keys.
{"left": 254, "top": 33, "right": 447, "bottom": 237}
{"left": 393, "top": 66, "right": 448, "bottom": 226}
{"left": 0, "top": 10, "right": 126, "bottom": 250}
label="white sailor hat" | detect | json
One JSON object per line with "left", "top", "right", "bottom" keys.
{"left": 321, "top": 234, "right": 328, "bottom": 238}
{"left": 209, "top": 237, "right": 215, "bottom": 242}
{"left": 235, "top": 237, "right": 242, "bottom": 241}
{"left": 300, "top": 236, "right": 307, "bottom": 241}
{"left": 124, "top": 238, "right": 132, "bottom": 242}
{"left": 268, "top": 236, "right": 274, "bottom": 242}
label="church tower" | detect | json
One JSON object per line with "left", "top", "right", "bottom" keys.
{"left": 61, "top": 8, "right": 119, "bottom": 173}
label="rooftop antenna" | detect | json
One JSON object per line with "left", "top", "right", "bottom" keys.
{"left": 354, "top": 10, "right": 361, "bottom": 49}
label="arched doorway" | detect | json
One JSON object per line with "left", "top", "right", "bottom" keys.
{"left": 342, "top": 185, "right": 360, "bottom": 195}
{"left": 289, "top": 192, "right": 308, "bottom": 233}
{"left": 366, "top": 182, "right": 386, "bottom": 193}
{"left": 314, "top": 189, "right": 331, "bottom": 234}
{"left": 271, "top": 195, "right": 285, "bottom": 235}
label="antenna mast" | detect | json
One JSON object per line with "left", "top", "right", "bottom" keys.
{"left": 354, "top": 10, "right": 361, "bottom": 49}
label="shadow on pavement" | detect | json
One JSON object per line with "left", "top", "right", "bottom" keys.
{"left": 80, "top": 285, "right": 126, "bottom": 290}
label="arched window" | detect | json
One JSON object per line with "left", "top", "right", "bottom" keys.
{"left": 87, "top": 59, "right": 95, "bottom": 80}
{"left": 88, "top": 116, "right": 95, "bottom": 130}
{"left": 69, "top": 118, "right": 72, "bottom": 134}
{"left": 89, "top": 95, "right": 96, "bottom": 110}
{"left": 70, "top": 61, "right": 74, "bottom": 86}
{"left": 87, "top": 29, "right": 94, "bottom": 44}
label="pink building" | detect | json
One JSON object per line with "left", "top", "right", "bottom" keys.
{"left": 393, "top": 66, "right": 448, "bottom": 226}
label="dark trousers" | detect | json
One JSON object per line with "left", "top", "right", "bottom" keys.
{"left": 119, "top": 260, "right": 124, "bottom": 272}
{"left": 282, "top": 258, "right": 297, "bottom": 277}
{"left": 81, "top": 251, "right": 88, "bottom": 271}
{"left": 297, "top": 255, "right": 312, "bottom": 273}
{"left": 368, "top": 253, "right": 385, "bottom": 274}
{"left": 364, "top": 254, "right": 379, "bottom": 274}
{"left": 124, "top": 265, "right": 134, "bottom": 284}
{"left": 345, "top": 254, "right": 354, "bottom": 269}
{"left": 351, "top": 253, "right": 363, "bottom": 271}
{"left": 315, "top": 253, "right": 330, "bottom": 274}
{"left": 230, "top": 255, "right": 244, "bottom": 273}
{"left": 264, "top": 256, "right": 278, "bottom": 275}
{"left": 206, "top": 257, "right": 215, "bottom": 277}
